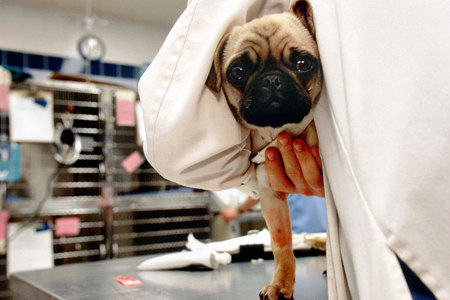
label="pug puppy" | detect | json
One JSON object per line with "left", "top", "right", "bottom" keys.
{"left": 206, "top": 1, "right": 322, "bottom": 299}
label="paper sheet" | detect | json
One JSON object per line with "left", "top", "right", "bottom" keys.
{"left": 121, "top": 151, "right": 144, "bottom": 173}
{"left": 115, "top": 90, "right": 136, "bottom": 126}
{"left": 9, "top": 90, "right": 55, "bottom": 143}
{"left": 0, "top": 67, "right": 11, "bottom": 111}
{"left": 54, "top": 217, "right": 80, "bottom": 237}
{"left": 7, "top": 222, "right": 54, "bottom": 275}
{"left": 0, "top": 84, "right": 9, "bottom": 112}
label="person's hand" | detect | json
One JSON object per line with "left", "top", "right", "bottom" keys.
{"left": 220, "top": 207, "right": 240, "bottom": 222}
{"left": 219, "top": 196, "right": 259, "bottom": 222}
{"left": 265, "top": 133, "right": 324, "bottom": 197}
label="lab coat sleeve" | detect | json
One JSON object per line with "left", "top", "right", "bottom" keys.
{"left": 138, "top": 0, "right": 290, "bottom": 196}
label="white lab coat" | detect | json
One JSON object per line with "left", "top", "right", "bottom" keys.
{"left": 138, "top": 0, "right": 450, "bottom": 299}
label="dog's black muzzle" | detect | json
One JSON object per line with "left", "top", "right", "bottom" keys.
{"left": 240, "top": 71, "right": 311, "bottom": 128}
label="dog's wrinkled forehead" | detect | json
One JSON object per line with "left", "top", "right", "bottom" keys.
{"left": 223, "top": 13, "right": 318, "bottom": 68}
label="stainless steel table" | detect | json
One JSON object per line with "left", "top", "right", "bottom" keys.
{"left": 10, "top": 254, "right": 327, "bottom": 299}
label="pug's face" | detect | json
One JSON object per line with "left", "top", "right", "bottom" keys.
{"left": 207, "top": 1, "right": 322, "bottom": 129}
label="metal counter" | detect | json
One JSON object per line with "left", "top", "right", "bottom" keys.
{"left": 10, "top": 254, "right": 327, "bottom": 299}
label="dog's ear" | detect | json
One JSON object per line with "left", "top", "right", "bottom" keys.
{"left": 206, "top": 33, "right": 230, "bottom": 94}
{"left": 291, "top": 0, "right": 316, "bottom": 39}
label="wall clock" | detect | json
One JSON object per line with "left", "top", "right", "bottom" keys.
{"left": 77, "top": 34, "right": 106, "bottom": 61}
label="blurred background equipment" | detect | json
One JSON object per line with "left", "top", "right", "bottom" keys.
{"left": 0, "top": 79, "right": 213, "bottom": 299}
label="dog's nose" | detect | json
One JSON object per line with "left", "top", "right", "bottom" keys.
{"left": 261, "top": 74, "right": 283, "bottom": 90}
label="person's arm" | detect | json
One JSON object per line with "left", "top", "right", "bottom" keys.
{"left": 265, "top": 132, "right": 324, "bottom": 197}
{"left": 139, "top": 0, "right": 280, "bottom": 196}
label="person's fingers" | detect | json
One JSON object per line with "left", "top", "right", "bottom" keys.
{"left": 265, "top": 147, "right": 295, "bottom": 193}
{"left": 276, "top": 134, "right": 306, "bottom": 182}
{"left": 265, "top": 134, "right": 325, "bottom": 197}
{"left": 276, "top": 133, "right": 315, "bottom": 195}
{"left": 311, "top": 146, "right": 322, "bottom": 169}
{"left": 292, "top": 139, "right": 324, "bottom": 195}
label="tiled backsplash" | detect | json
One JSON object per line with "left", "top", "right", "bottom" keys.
{"left": 0, "top": 49, "right": 143, "bottom": 80}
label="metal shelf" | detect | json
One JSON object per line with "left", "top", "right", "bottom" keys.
{"left": 53, "top": 235, "right": 104, "bottom": 245}
{"left": 53, "top": 113, "right": 99, "bottom": 121}
{"left": 62, "top": 167, "right": 102, "bottom": 174}
{"left": 113, "top": 215, "right": 211, "bottom": 226}
{"left": 53, "top": 249, "right": 101, "bottom": 260}
{"left": 117, "top": 241, "right": 187, "bottom": 256}
{"left": 54, "top": 99, "right": 99, "bottom": 108}
{"left": 6, "top": 197, "right": 103, "bottom": 217}
{"left": 113, "top": 227, "right": 209, "bottom": 240}
{"left": 2, "top": 80, "right": 209, "bottom": 275}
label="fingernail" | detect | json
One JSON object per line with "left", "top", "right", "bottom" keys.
{"left": 279, "top": 136, "right": 289, "bottom": 146}
{"left": 293, "top": 141, "right": 305, "bottom": 153}
{"left": 266, "top": 151, "right": 275, "bottom": 161}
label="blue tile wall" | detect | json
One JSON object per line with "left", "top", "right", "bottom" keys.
{"left": 103, "top": 63, "right": 117, "bottom": 77}
{"left": 48, "top": 56, "right": 64, "bottom": 71}
{"left": 120, "top": 65, "right": 135, "bottom": 79}
{"left": 0, "top": 49, "right": 143, "bottom": 80}
{"left": 90, "top": 60, "right": 101, "bottom": 76}
{"left": 28, "top": 54, "right": 44, "bottom": 69}
{"left": 6, "top": 51, "right": 23, "bottom": 68}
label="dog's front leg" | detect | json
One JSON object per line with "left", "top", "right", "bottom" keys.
{"left": 257, "top": 164, "right": 296, "bottom": 300}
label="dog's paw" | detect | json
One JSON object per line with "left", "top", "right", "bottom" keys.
{"left": 259, "top": 284, "right": 294, "bottom": 300}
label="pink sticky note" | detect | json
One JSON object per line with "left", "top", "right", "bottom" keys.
{"left": 54, "top": 217, "right": 80, "bottom": 237}
{"left": 0, "top": 210, "right": 10, "bottom": 240}
{"left": 114, "top": 276, "right": 143, "bottom": 287}
{"left": 116, "top": 98, "right": 135, "bottom": 126}
{"left": 121, "top": 151, "right": 144, "bottom": 173}
{"left": 0, "top": 84, "right": 9, "bottom": 111}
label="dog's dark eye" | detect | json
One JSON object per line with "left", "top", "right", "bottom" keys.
{"left": 226, "top": 52, "right": 254, "bottom": 89}
{"left": 230, "top": 66, "right": 245, "bottom": 81}
{"left": 296, "top": 57, "right": 314, "bottom": 72}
